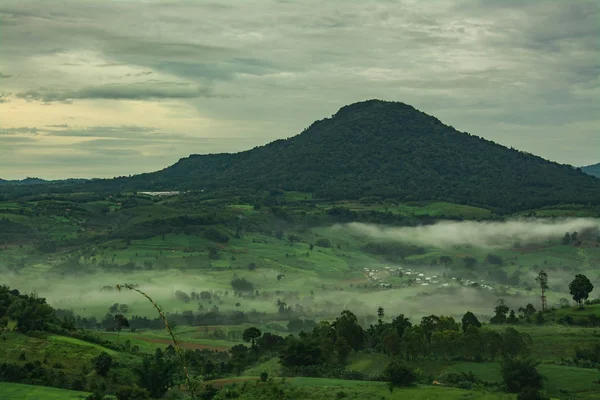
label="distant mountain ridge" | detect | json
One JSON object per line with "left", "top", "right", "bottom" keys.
{"left": 3, "top": 100, "right": 600, "bottom": 212}
{"left": 0, "top": 177, "right": 87, "bottom": 186}
{"left": 583, "top": 163, "right": 600, "bottom": 178}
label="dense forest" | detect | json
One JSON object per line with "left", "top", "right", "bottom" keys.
{"left": 2, "top": 100, "right": 600, "bottom": 213}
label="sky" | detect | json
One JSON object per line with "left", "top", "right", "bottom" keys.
{"left": 0, "top": 0, "right": 598, "bottom": 180}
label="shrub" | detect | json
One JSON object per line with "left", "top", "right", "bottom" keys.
{"left": 315, "top": 238, "right": 331, "bottom": 248}
{"left": 383, "top": 360, "right": 417, "bottom": 388}
{"left": 93, "top": 352, "right": 113, "bottom": 377}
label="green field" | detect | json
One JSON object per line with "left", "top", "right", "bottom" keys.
{"left": 0, "top": 382, "right": 89, "bottom": 400}
{"left": 208, "top": 377, "right": 518, "bottom": 400}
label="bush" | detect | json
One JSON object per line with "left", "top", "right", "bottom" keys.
{"left": 205, "top": 227, "right": 229, "bottom": 243}
{"left": 315, "top": 238, "right": 331, "bottom": 248}
{"left": 438, "top": 371, "right": 482, "bottom": 389}
{"left": 116, "top": 385, "right": 150, "bottom": 400}
{"left": 231, "top": 277, "right": 254, "bottom": 292}
{"left": 383, "top": 360, "right": 417, "bottom": 388}
{"left": 93, "top": 352, "right": 113, "bottom": 377}
{"left": 502, "top": 358, "right": 544, "bottom": 393}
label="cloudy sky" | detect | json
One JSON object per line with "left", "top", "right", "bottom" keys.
{"left": 0, "top": 0, "right": 598, "bottom": 179}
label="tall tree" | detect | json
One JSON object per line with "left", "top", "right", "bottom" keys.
{"left": 461, "top": 311, "right": 481, "bottom": 333}
{"left": 333, "top": 310, "right": 364, "bottom": 352}
{"left": 114, "top": 314, "right": 129, "bottom": 345}
{"left": 242, "top": 327, "right": 262, "bottom": 348}
{"left": 535, "top": 271, "right": 548, "bottom": 312}
{"left": 569, "top": 274, "right": 594, "bottom": 309}
{"left": 490, "top": 299, "right": 510, "bottom": 324}
{"left": 377, "top": 306, "right": 385, "bottom": 323}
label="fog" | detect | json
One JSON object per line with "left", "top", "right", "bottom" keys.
{"left": 1, "top": 266, "right": 553, "bottom": 323}
{"left": 342, "top": 218, "right": 600, "bottom": 249}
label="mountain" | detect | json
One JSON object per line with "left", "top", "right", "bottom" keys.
{"left": 0, "top": 177, "right": 49, "bottom": 186}
{"left": 583, "top": 163, "right": 600, "bottom": 178}
{"left": 0, "top": 178, "right": 87, "bottom": 186}
{"left": 4, "top": 100, "right": 600, "bottom": 212}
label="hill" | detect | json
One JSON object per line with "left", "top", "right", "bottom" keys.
{"left": 0, "top": 178, "right": 48, "bottom": 186}
{"left": 0, "top": 177, "right": 87, "bottom": 186}
{"left": 583, "top": 163, "right": 600, "bottom": 178}
{"left": 4, "top": 100, "right": 600, "bottom": 212}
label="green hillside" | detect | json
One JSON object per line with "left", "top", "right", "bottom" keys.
{"left": 0, "top": 382, "right": 89, "bottom": 400}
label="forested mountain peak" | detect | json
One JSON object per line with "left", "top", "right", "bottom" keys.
{"left": 138, "top": 99, "right": 600, "bottom": 212}
{"left": 5, "top": 100, "right": 600, "bottom": 212}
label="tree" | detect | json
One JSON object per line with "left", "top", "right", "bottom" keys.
{"left": 484, "top": 330, "right": 503, "bottom": 361}
{"left": 501, "top": 327, "right": 532, "bottom": 359}
{"left": 382, "top": 328, "right": 402, "bottom": 356}
{"left": 420, "top": 315, "right": 440, "bottom": 345}
{"left": 137, "top": 349, "right": 174, "bottom": 398}
{"left": 569, "top": 274, "right": 594, "bottom": 309}
{"left": 383, "top": 360, "right": 417, "bottom": 388}
{"left": 490, "top": 299, "right": 509, "bottom": 324}
{"left": 463, "top": 326, "right": 484, "bottom": 361}
{"left": 248, "top": 262, "right": 257, "bottom": 271}
{"left": 519, "top": 304, "right": 537, "bottom": 320}
{"left": 93, "top": 352, "right": 113, "bottom": 377}
{"left": 334, "top": 336, "right": 352, "bottom": 364}
{"left": 507, "top": 310, "right": 519, "bottom": 324}
{"left": 439, "top": 256, "right": 453, "bottom": 267}
{"left": 260, "top": 372, "right": 269, "bottom": 382}
{"left": 562, "top": 232, "right": 572, "bottom": 245}
{"left": 208, "top": 246, "right": 220, "bottom": 260}
{"left": 502, "top": 358, "right": 545, "bottom": 393}
{"left": 114, "top": 314, "right": 129, "bottom": 345}
{"left": 0, "top": 318, "right": 7, "bottom": 339}
{"left": 535, "top": 270, "right": 548, "bottom": 312}
{"left": 463, "top": 256, "right": 477, "bottom": 269}
{"left": 333, "top": 310, "right": 364, "bottom": 351}
{"left": 461, "top": 311, "right": 481, "bottom": 333}
{"left": 377, "top": 306, "right": 385, "bottom": 322}
{"left": 242, "top": 327, "right": 262, "bottom": 348}
{"left": 115, "top": 386, "right": 150, "bottom": 400}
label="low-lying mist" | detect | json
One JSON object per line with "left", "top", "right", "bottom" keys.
{"left": 342, "top": 218, "right": 600, "bottom": 249}
{"left": 2, "top": 268, "right": 548, "bottom": 323}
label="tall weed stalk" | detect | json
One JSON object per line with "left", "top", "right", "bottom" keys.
{"left": 117, "top": 283, "right": 198, "bottom": 399}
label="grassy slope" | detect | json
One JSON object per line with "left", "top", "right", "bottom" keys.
{"left": 347, "top": 352, "right": 600, "bottom": 398}
{"left": 209, "top": 377, "right": 517, "bottom": 399}
{"left": 0, "top": 382, "right": 89, "bottom": 400}
{"left": 0, "top": 332, "right": 135, "bottom": 378}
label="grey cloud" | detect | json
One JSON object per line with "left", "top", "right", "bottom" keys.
{"left": 0, "top": 72, "right": 12, "bottom": 78}
{"left": 0, "top": 136, "right": 38, "bottom": 144}
{"left": 45, "top": 125, "right": 157, "bottom": 138}
{"left": 0, "top": 127, "right": 39, "bottom": 135}
{"left": 0, "top": 0, "right": 598, "bottom": 177}
{"left": 16, "top": 82, "right": 223, "bottom": 102}
{"left": 46, "top": 124, "right": 69, "bottom": 128}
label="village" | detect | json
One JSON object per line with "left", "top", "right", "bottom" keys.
{"left": 363, "top": 266, "right": 496, "bottom": 292}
